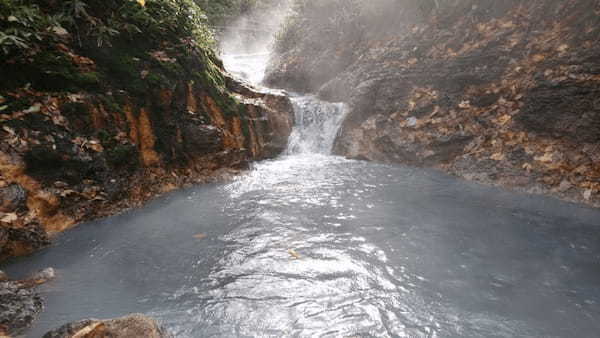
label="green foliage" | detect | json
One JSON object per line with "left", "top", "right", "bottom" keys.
{"left": 0, "top": 0, "right": 65, "bottom": 54}
{"left": 0, "top": 0, "right": 215, "bottom": 57}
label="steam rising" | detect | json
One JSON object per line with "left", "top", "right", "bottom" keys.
{"left": 219, "top": 1, "right": 292, "bottom": 85}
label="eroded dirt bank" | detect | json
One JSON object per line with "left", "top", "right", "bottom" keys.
{"left": 266, "top": 0, "right": 600, "bottom": 207}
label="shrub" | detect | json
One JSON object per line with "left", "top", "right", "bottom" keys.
{"left": 0, "top": 0, "right": 215, "bottom": 57}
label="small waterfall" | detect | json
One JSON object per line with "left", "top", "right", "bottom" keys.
{"left": 286, "top": 96, "right": 347, "bottom": 155}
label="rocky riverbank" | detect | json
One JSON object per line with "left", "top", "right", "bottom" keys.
{"left": 0, "top": 0, "right": 294, "bottom": 262}
{"left": 43, "top": 314, "right": 170, "bottom": 338}
{"left": 266, "top": 0, "right": 600, "bottom": 208}
{"left": 0, "top": 268, "right": 55, "bottom": 336}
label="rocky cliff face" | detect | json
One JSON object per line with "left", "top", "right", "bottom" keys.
{"left": 267, "top": 0, "right": 600, "bottom": 207}
{"left": 0, "top": 2, "right": 294, "bottom": 261}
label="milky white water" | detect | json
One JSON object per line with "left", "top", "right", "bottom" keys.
{"left": 3, "top": 48, "right": 600, "bottom": 338}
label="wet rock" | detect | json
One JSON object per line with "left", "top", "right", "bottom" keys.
{"left": 0, "top": 223, "right": 50, "bottom": 260}
{"left": 29, "top": 268, "right": 56, "bottom": 285}
{"left": 0, "top": 271, "right": 7, "bottom": 282}
{"left": 0, "top": 280, "right": 43, "bottom": 336}
{"left": 557, "top": 180, "right": 573, "bottom": 193}
{"left": 181, "top": 124, "right": 223, "bottom": 156}
{"left": 44, "top": 314, "right": 171, "bottom": 338}
{"left": 0, "top": 184, "right": 27, "bottom": 213}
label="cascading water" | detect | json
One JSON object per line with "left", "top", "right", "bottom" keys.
{"left": 286, "top": 96, "right": 347, "bottom": 155}
{"left": 221, "top": 47, "right": 348, "bottom": 157}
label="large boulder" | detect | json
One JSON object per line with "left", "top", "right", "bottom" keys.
{"left": 44, "top": 314, "right": 171, "bottom": 338}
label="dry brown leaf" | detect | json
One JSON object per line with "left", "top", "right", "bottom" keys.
{"left": 532, "top": 54, "right": 545, "bottom": 62}
{"left": 86, "top": 140, "right": 104, "bottom": 152}
{"left": 490, "top": 153, "right": 505, "bottom": 161}
{"left": 535, "top": 153, "right": 553, "bottom": 163}
{"left": 288, "top": 249, "right": 301, "bottom": 259}
{"left": 1, "top": 213, "right": 18, "bottom": 223}
{"left": 497, "top": 114, "right": 512, "bottom": 125}
{"left": 60, "top": 190, "right": 78, "bottom": 198}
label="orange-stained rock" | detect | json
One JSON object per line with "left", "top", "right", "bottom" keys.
{"left": 138, "top": 108, "right": 160, "bottom": 167}
{"left": 0, "top": 52, "right": 294, "bottom": 265}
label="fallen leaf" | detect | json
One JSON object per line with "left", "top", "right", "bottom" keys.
{"left": 288, "top": 249, "right": 301, "bottom": 259}
{"left": 2, "top": 126, "right": 15, "bottom": 135}
{"left": 67, "top": 94, "right": 84, "bottom": 102}
{"left": 497, "top": 114, "right": 512, "bottom": 125}
{"left": 137, "top": 0, "right": 146, "bottom": 6}
{"left": 86, "top": 140, "right": 104, "bottom": 152}
{"left": 458, "top": 100, "right": 471, "bottom": 109}
{"left": 532, "top": 54, "right": 545, "bottom": 62}
{"left": 534, "top": 153, "right": 553, "bottom": 163}
{"left": 1, "top": 213, "right": 18, "bottom": 223}
{"left": 150, "top": 51, "right": 176, "bottom": 63}
{"left": 490, "top": 153, "right": 505, "bottom": 161}
{"left": 24, "top": 103, "right": 41, "bottom": 114}
{"left": 60, "top": 190, "right": 78, "bottom": 197}
{"left": 52, "top": 26, "right": 69, "bottom": 36}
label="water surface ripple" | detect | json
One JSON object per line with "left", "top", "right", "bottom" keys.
{"left": 5, "top": 152, "right": 600, "bottom": 337}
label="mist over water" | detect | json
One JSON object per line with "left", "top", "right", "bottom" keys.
{"left": 220, "top": 1, "right": 291, "bottom": 86}
{"left": 3, "top": 5, "right": 600, "bottom": 338}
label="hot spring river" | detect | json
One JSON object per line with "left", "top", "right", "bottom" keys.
{"left": 4, "top": 54, "right": 600, "bottom": 337}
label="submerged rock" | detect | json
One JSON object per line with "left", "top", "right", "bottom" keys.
{"left": 29, "top": 268, "right": 56, "bottom": 285}
{"left": 0, "top": 267, "right": 58, "bottom": 335}
{"left": 0, "top": 280, "right": 44, "bottom": 336}
{"left": 43, "top": 314, "right": 171, "bottom": 338}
